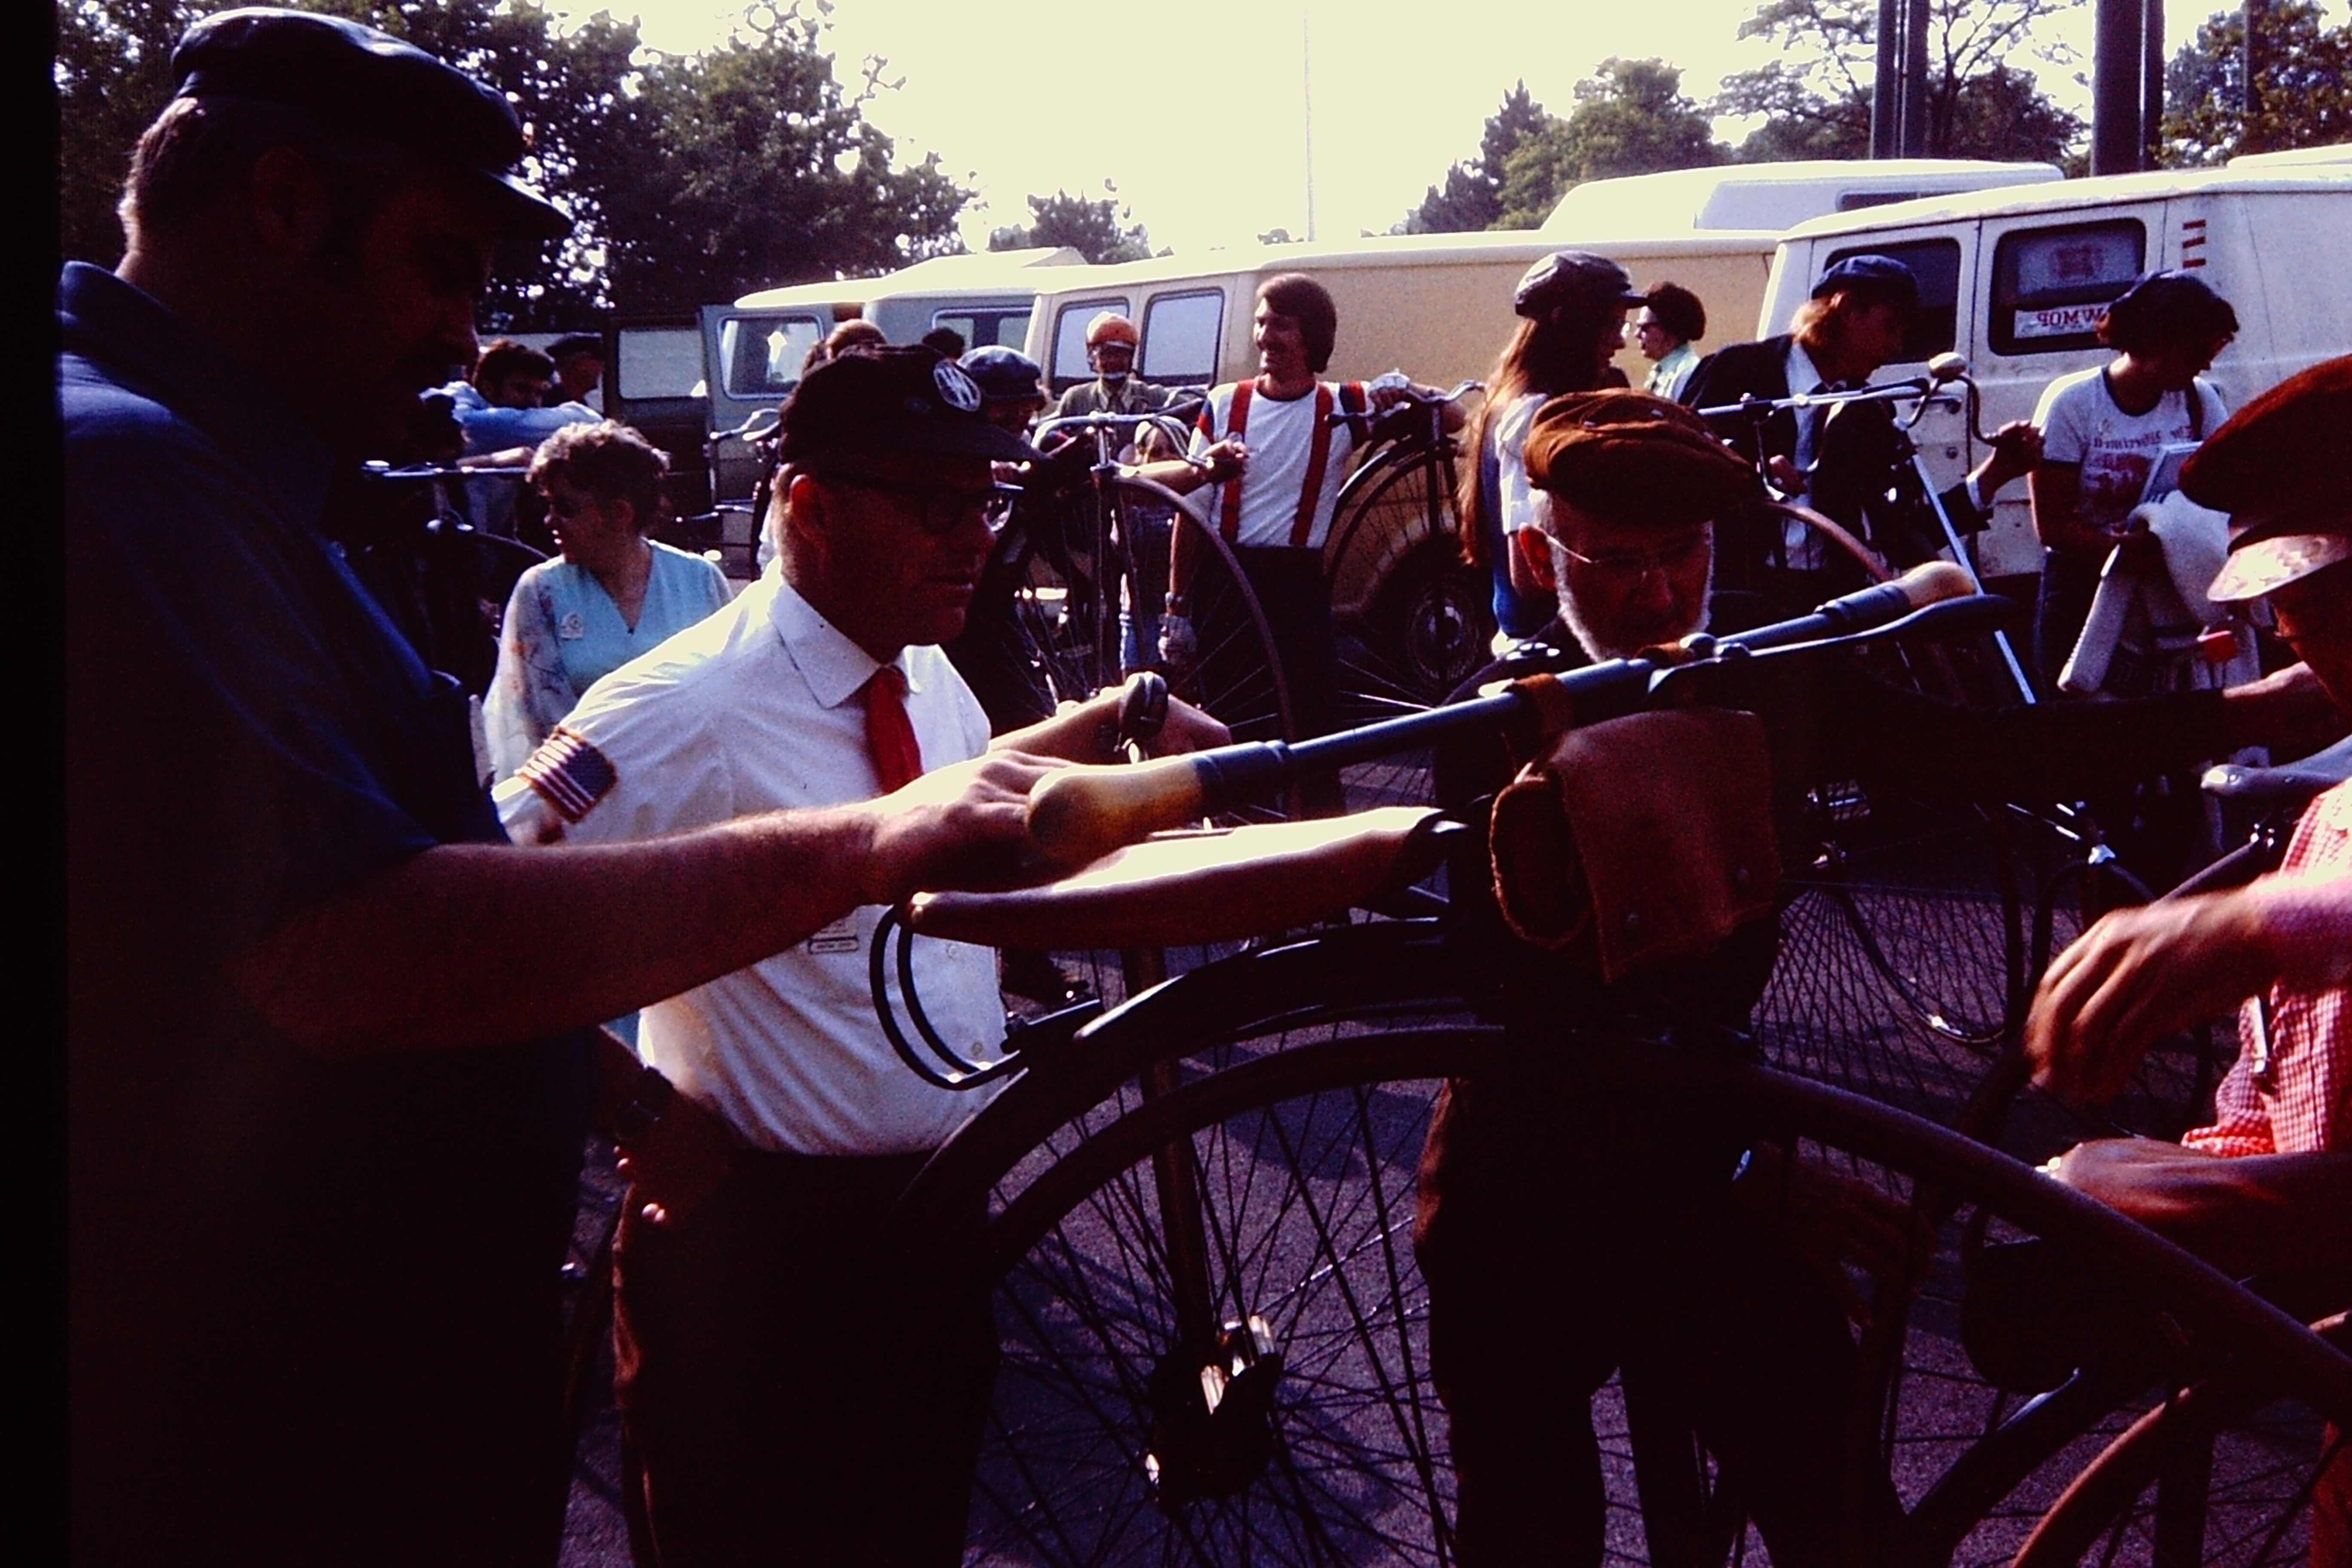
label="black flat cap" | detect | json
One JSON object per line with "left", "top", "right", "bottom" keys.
{"left": 781, "top": 347, "right": 1040, "bottom": 466}
{"left": 172, "top": 7, "right": 570, "bottom": 241}
{"left": 1812, "top": 253, "right": 1919, "bottom": 309}
{"left": 1516, "top": 250, "right": 1651, "bottom": 320}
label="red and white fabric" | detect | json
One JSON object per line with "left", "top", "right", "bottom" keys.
{"left": 2182, "top": 779, "right": 2352, "bottom": 1157}
{"left": 1189, "top": 378, "right": 1366, "bottom": 550}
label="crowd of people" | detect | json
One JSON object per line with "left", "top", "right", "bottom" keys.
{"left": 64, "top": 9, "right": 2346, "bottom": 1566}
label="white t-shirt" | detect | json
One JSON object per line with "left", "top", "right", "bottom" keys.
{"left": 2034, "top": 365, "right": 2226, "bottom": 537}
{"left": 494, "top": 574, "right": 1004, "bottom": 1156}
{"left": 1188, "top": 379, "right": 1366, "bottom": 550}
{"left": 1493, "top": 391, "right": 1548, "bottom": 536}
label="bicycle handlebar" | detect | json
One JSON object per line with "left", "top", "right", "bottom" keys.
{"left": 361, "top": 462, "right": 530, "bottom": 481}
{"left": 1027, "top": 561, "right": 1986, "bottom": 863}
{"left": 1326, "top": 379, "right": 1482, "bottom": 429}
{"left": 1033, "top": 400, "right": 1207, "bottom": 445}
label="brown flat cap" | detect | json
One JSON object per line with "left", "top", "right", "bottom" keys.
{"left": 2184, "top": 355, "right": 2352, "bottom": 603}
{"left": 1523, "top": 389, "right": 1760, "bottom": 530}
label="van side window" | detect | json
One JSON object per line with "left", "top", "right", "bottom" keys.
{"left": 1826, "top": 238, "right": 1962, "bottom": 360}
{"left": 615, "top": 326, "right": 704, "bottom": 401}
{"left": 933, "top": 310, "right": 1032, "bottom": 352}
{"left": 1051, "top": 298, "right": 1133, "bottom": 389}
{"left": 720, "top": 314, "right": 826, "bottom": 397}
{"left": 1141, "top": 291, "right": 1224, "bottom": 388}
{"left": 1989, "top": 220, "right": 2146, "bottom": 356}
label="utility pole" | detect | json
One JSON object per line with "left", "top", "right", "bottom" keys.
{"left": 1902, "top": 0, "right": 1932, "bottom": 155}
{"left": 1873, "top": 0, "right": 1902, "bottom": 157}
{"left": 2092, "top": 0, "right": 2148, "bottom": 172}
{"left": 2143, "top": 0, "right": 2166, "bottom": 163}
{"left": 2244, "top": 0, "right": 2268, "bottom": 155}
{"left": 1302, "top": 9, "right": 1317, "bottom": 242}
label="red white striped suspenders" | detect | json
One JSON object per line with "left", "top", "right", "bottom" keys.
{"left": 1212, "top": 381, "right": 1362, "bottom": 547}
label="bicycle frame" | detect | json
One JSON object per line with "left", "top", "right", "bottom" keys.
{"left": 1030, "top": 404, "right": 1205, "bottom": 684}
{"left": 1697, "top": 367, "right": 2038, "bottom": 705}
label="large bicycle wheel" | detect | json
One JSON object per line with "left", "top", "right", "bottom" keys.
{"left": 1323, "top": 450, "right": 1491, "bottom": 813}
{"left": 2012, "top": 1318, "right": 2347, "bottom": 1568}
{"left": 1758, "top": 793, "right": 2029, "bottom": 1124}
{"left": 863, "top": 923, "right": 2351, "bottom": 1568}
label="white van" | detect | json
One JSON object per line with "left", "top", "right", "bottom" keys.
{"left": 1755, "top": 160, "right": 2352, "bottom": 580}
{"left": 1023, "top": 231, "right": 1782, "bottom": 403}
{"left": 1540, "top": 158, "right": 2060, "bottom": 236}
{"left": 1026, "top": 162, "right": 2070, "bottom": 404}
{"left": 705, "top": 246, "right": 1087, "bottom": 435}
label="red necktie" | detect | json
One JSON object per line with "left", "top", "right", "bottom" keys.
{"left": 864, "top": 666, "right": 923, "bottom": 793}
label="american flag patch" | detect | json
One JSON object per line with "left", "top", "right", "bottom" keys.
{"left": 518, "top": 726, "right": 618, "bottom": 823}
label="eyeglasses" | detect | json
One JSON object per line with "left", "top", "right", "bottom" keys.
{"left": 820, "top": 475, "right": 1020, "bottom": 535}
{"left": 1554, "top": 530, "right": 1711, "bottom": 582}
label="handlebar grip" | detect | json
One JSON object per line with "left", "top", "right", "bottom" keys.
{"left": 1819, "top": 560, "right": 1974, "bottom": 624}
{"left": 1028, "top": 755, "right": 1210, "bottom": 865}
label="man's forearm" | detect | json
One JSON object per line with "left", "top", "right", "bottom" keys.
{"left": 2051, "top": 1140, "right": 2352, "bottom": 1278}
{"left": 233, "top": 807, "right": 891, "bottom": 1057}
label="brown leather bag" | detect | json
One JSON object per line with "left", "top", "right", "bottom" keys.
{"left": 1488, "top": 707, "right": 1779, "bottom": 980}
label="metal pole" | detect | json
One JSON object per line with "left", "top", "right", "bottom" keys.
{"left": 1902, "top": 0, "right": 1933, "bottom": 156}
{"left": 2243, "top": 0, "right": 2268, "bottom": 156}
{"left": 1873, "top": 0, "right": 1903, "bottom": 158}
{"left": 2092, "top": 0, "right": 2147, "bottom": 173}
{"left": 2143, "top": 0, "right": 2166, "bottom": 162}
{"left": 1301, "top": 9, "right": 1317, "bottom": 242}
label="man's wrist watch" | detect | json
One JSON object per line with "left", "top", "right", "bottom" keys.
{"left": 611, "top": 1062, "right": 676, "bottom": 1142}
{"left": 1164, "top": 593, "right": 1189, "bottom": 615}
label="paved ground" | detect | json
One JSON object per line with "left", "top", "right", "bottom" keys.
{"left": 550, "top": 827, "right": 2300, "bottom": 1567}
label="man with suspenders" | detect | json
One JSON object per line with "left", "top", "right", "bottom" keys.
{"left": 1142, "top": 273, "right": 1460, "bottom": 805}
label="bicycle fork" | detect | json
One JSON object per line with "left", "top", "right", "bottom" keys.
{"left": 1127, "top": 939, "right": 1288, "bottom": 1510}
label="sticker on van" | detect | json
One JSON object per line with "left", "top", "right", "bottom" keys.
{"left": 2013, "top": 303, "right": 2110, "bottom": 340}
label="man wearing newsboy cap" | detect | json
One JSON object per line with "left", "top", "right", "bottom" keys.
{"left": 2029, "top": 356, "right": 2352, "bottom": 1269}
{"left": 2028, "top": 356, "right": 2352, "bottom": 1568}
{"left": 1416, "top": 387, "right": 2343, "bottom": 1566}
{"left": 64, "top": 14, "right": 1071, "bottom": 1561}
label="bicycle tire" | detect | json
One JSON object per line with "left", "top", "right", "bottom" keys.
{"left": 862, "top": 925, "right": 2351, "bottom": 1567}
{"left": 1323, "top": 450, "right": 1491, "bottom": 814}
{"left": 2010, "top": 1320, "right": 2347, "bottom": 1568}
{"left": 1009, "top": 478, "right": 1296, "bottom": 750}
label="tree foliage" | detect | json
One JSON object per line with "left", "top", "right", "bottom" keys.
{"left": 1715, "top": 0, "right": 2086, "bottom": 164}
{"left": 2160, "top": 0, "right": 2352, "bottom": 165}
{"left": 989, "top": 187, "right": 1152, "bottom": 264}
{"left": 1494, "top": 60, "right": 1729, "bottom": 230}
{"left": 54, "top": 0, "right": 972, "bottom": 326}
{"left": 1400, "top": 82, "right": 1550, "bottom": 234}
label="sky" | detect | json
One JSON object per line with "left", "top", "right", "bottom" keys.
{"left": 537, "top": 0, "right": 2293, "bottom": 258}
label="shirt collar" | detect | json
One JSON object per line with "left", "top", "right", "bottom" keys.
{"left": 1785, "top": 337, "right": 1826, "bottom": 398}
{"left": 769, "top": 576, "right": 919, "bottom": 709}
{"left": 56, "top": 263, "right": 338, "bottom": 537}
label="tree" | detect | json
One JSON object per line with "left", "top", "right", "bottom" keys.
{"left": 2160, "top": 0, "right": 2352, "bottom": 165}
{"left": 1714, "top": 0, "right": 2086, "bottom": 165}
{"left": 53, "top": 0, "right": 972, "bottom": 325}
{"left": 600, "top": 12, "right": 970, "bottom": 315}
{"left": 1494, "top": 59, "right": 1728, "bottom": 230}
{"left": 988, "top": 187, "right": 1151, "bottom": 263}
{"left": 1400, "top": 82, "right": 1552, "bottom": 234}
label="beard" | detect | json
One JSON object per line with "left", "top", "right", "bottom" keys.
{"left": 1557, "top": 560, "right": 1713, "bottom": 664}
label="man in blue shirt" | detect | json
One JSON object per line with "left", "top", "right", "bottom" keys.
{"left": 65, "top": 12, "right": 1057, "bottom": 1562}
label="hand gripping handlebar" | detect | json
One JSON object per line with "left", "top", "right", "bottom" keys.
{"left": 1027, "top": 562, "right": 1994, "bottom": 864}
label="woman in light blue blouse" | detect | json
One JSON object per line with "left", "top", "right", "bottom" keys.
{"left": 485, "top": 421, "right": 731, "bottom": 779}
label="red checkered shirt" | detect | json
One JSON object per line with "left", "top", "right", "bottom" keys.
{"left": 2181, "top": 780, "right": 2352, "bottom": 1157}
